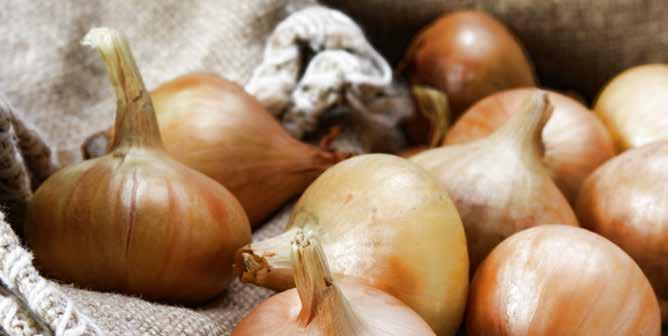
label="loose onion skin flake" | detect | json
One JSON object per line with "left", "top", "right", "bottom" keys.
{"left": 467, "top": 225, "right": 661, "bottom": 336}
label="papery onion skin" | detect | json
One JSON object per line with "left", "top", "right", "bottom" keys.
{"left": 594, "top": 64, "right": 668, "bottom": 151}
{"left": 412, "top": 94, "right": 578, "bottom": 272}
{"left": 24, "top": 28, "right": 251, "bottom": 304}
{"left": 577, "top": 141, "right": 668, "bottom": 321}
{"left": 235, "top": 154, "right": 469, "bottom": 336}
{"left": 126, "top": 74, "right": 343, "bottom": 226}
{"left": 445, "top": 88, "right": 616, "bottom": 203}
{"left": 400, "top": 10, "right": 536, "bottom": 117}
{"left": 467, "top": 225, "right": 661, "bottom": 335}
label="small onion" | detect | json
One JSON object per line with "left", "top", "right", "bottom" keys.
{"left": 445, "top": 88, "right": 616, "bottom": 203}
{"left": 467, "top": 225, "right": 661, "bottom": 335}
{"left": 233, "top": 231, "right": 436, "bottom": 336}
{"left": 235, "top": 154, "right": 469, "bottom": 335}
{"left": 594, "top": 64, "right": 668, "bottom": 151}
{"left": 24, "top": 28, "right": 251, "bottom": 304}
{"left": 412, "top": 93, "right": 578, "bottom": 272}
{"left": 577, "top": 141, "right": 668, "bottom": 322}
{"left": 399, "top": 10, "right": 536, "bottom": 117}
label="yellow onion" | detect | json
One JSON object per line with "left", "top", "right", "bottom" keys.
{"left": 233, "top": 230, "right": 435, "bottom": 335}
{"left": 577, "top": 141, "right": 668, "bottom": 322}
{"left": 467, "top": 225, "right": 661, "bottom": 335}
{"left": 235, "top": 154, "right": 468, "bottom": 335}
{"left": 412, "top": 93, "right": 578, "bottom": 272}
{"left": 595, "top": 64, "right": 668, "bottom": 151}
{"left": 445, "top": 88, "right": 616, "bottom": 203}
{"left": 92, "top": 74, "right": 345, "bottom": 226}
{"left": 24, "top": 28, "right": 251, "bottom": 304}
{"left": 399, "top": 10, "right": 536, "bottom": 118}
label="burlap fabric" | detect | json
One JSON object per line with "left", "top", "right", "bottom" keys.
{"left": 324, "top": 0, "right": 668, "bottom": 99}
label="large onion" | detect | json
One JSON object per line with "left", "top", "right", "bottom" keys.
{"left": 467, "top": 225, "right": 661, "bottom": 335}
{"left": 235, "top": 154, "right": 468, "bottom": 335}
{"left": 594, "top": 64, "right": 668, "bottom": 151}
{"left": 577, "top": 140, "right": 668, "bottom": 322}
{"left": 445, "top": 88, "right": 616, "bottom": 202}
{"left": 399, "top": 10, "right": 536, "bottom": 117}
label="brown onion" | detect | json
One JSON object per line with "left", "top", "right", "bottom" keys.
{"left": 595, "top": 64, "right": 668, "bottom": 151}
{"left": 467, "top": 225, "right": 661, "bottom": 335}
{"left": 93, "top": 74, "right": 345, "bottom": 226}
{"left": 412, "top": 93, "right": 578, "bottom": 272}
{"left": 24, "top": 28, "right": 251, "bottom": 304}
{"left": 577, "top": 141, "right": 668, "bottom": 322}
{"left": 233, "top": 230, "right": 435, "bottom": 335}
{"left": 235, "top": 154, "right": 468, "bottom": 335}
{"left": 445, "top": 88, "right": 616, "bottom": 203}
{"left": 399, "top": 10, "right": 536, "bottom": 117}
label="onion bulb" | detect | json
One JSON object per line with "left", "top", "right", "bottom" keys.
{"left": 445, "top": 88, "right": 616, "bottom": 203}
{"left": 594, "top": 64, "right": 668, "bottom": 151}
{"left": 92, "top": 74, "right": 345, "bottom": 226}
{"left": 235, "top": 154, "right": 468, "bottom": 335}
{"left": 411, "top": 93, "right": 578, "bottom": 272}
{"left": 467, "top": 225, "right": 661, "bottom": 335}
{"left": 399, "top": 10, "right": 536, "bottom": 117}
{"left": 233, "top": 230, "right": 436, "bottom": 335}
{"left": 24, "top": 28, "right": 251, "bottom": 304}
{"left": 577, "top": 141, "right": 668, "bottom": 322}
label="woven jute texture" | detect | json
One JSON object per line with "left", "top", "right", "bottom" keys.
{"left": 324, "top": 0, "right": 668, "bottom": 99}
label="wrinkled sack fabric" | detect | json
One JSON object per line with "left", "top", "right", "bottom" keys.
{"left": 0, "top": 0, "right": 411, "bottom": 335}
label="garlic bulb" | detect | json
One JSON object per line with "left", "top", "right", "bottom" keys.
{"left": 412, "top": 93, "right": 578, "bottom": 271}
{"left": 235, "top": 154, "right": 468, "bottom": 335}
{"left": 24, "top": 28, "right": 251, "bottom": 304}
{"left": 233, "top": 230, "right": 436, "bottom": 335}
{"left": 445, "top": 88, "right": 616, "bottom": 203}
{"left": 594, "top": 64, "right": 668, "bottom": 150}
{"left": 399, "top": 10, "right": 536, "bottom": 117}
{"left": 467, "top": 225, "right": 661, "bottom": 335}
{"left": 577, "top": 141, "right": 668, "bottom": 322}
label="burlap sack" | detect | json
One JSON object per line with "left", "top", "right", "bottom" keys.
{"left": 324, "top": 0, "right": 668, "bottom": 99}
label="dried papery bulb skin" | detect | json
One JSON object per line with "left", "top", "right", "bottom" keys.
{"left": 445, "top": 88, "right": 616, "bottom": 203}
{"left": 577, "top": 141, "right": 668, "bottom": 321}
{"left": 235, "top": 154, "right": 468, "bottom": 335}
{"left": 99, "top": 74, "right": 345, "bottom": 226}
{"left": 412, "top": 93, "right": 578, "bottom": 272}
{"left": 595, "top": 64, "right": 668, "bottom": 151}
{"left": 400, "top": 10, "right": 536, "bottom": 117}
{"left": 24, "top": 28, "right": 251, "bottom": 304}
{"left": 233, "top": 231, "right": 436, "bottom": 336}
{"left": 467, "top": 225, "right": 661, "bottom": 335}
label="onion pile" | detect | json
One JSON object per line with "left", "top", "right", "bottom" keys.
{"left": 577, "top": 141, "right": 668, "bottom": 322}
{"left": 233, "top": 230, "right": 436, "bottom": 335}
{"left": 399, "top": 10, "right": 536, "bottom": 118}
{"left": 24, "top": 28, "right": 251, "bottom": 304}
{"left": 594, "top": 64, "right": 668, "bottom": 151}
{"left": 235, "top": 154, "right": 469, "bottom": 335}
{"left": 445, "top": 88, "right": 616, "bottom": 202}
{"left": 467, "top": 225, "right": 661, "bottom": 335}
{"left": 411, "top": 93, "right": 578, "bottom": 272}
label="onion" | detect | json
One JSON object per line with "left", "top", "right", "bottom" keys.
{"left": 445, "top": 88, "right": 616, "bottom": 203}
{"left": 92, "top": 74, "right": 345, "bottom": 226}
{"left": 467, "top": 225, "right": 661, "bottom": 335}
{"left": 594, "top": 64, "right": 668, "bottom": 151}
{"left": 577, "top": 141, "right": 668, "bottom": 322}
{"left": 399, "top": 10, "right": 536, "bottom": 117}
{"left": 411, "top": 93, "right": 578, "bottom": 272}
{"left": 233, "top": 230, "right": 436, "bottom": 335}
{"left": 24, "top": 28, "right": 251, "bottom": 304}
{"left": 235, "top": 154, "right": 469, "bottom": 335}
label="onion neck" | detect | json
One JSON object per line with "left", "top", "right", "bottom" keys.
{"left": 291, "top": 230, "right": 361, "bottom": 332}
{"left": 235, "top": 228, "right": 298, "bottom": 291}
{"left": 489, "top": 92, "right": 552, "bottom": 159}
{"left": 82, "top": 27, "right": 163, "bottom": 152}
{"left": 411, "top": 85, "right": 450, "bottom": 147}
